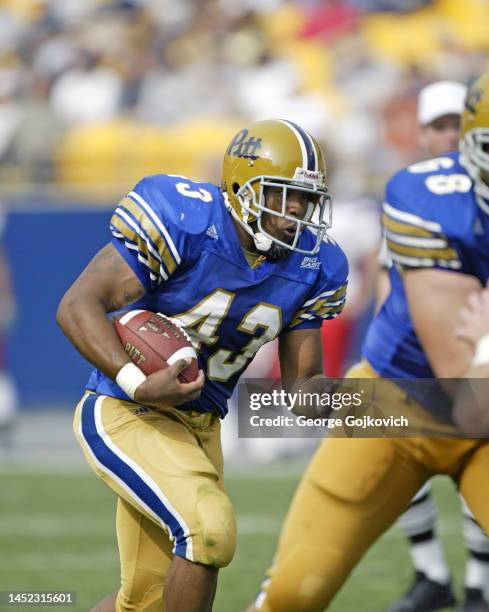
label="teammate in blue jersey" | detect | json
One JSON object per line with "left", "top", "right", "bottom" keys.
{"left": 381, "top": 80, "right": 489, "bottom": 612}
{"left": 56, "top": 119, "right": 348, "bottom": 612}
{"left": 248, "top": 73, "right": 489, "bottom": 612}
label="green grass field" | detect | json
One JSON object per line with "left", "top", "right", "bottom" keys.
{"left": 0, "top": 465, "right": 467, "bottom": 611}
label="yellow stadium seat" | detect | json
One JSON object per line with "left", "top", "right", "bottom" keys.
{"left": 435, "top": 0, "right": 489, "bottom": 50}
{"left": 55, "top": 118, "right": 241, "bottom": 199}
{"left": 362, "top": 11, "right": 441, "bottom": 66}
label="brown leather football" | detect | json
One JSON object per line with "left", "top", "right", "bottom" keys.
{"left": 113, "top": 310, "right": 198, "bottom": 383}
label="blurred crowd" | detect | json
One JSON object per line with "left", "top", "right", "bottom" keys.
{"left": 0, "top": 0, "right": 488, "bottom": 201}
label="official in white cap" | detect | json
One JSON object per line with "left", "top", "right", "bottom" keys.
{"left": 417, "top": 80, "right": 468, "bottom": 156}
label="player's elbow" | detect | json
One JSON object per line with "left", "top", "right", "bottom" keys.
{"left": 56, "top": 293, "right": 72, "bottom": 333}
{"left": 56, "top": 287, "right": 83, "bottom": 334}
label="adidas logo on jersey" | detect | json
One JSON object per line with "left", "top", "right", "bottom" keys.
{"left": 300, "top": 256, "right": 321, "bottom": 270}
{"left": 206, "top": 225, "right": 219, "bottom": 240}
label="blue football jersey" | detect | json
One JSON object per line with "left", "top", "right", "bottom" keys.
{"left": 86, "top": 174, "right": 348, "bottom": 416}
{"left": 364, "top": 151, "right": 489, "bottom": 381}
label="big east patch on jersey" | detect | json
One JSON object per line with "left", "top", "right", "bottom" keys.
{"left": 113, "top": 310, "right": 198, "bottom": 383}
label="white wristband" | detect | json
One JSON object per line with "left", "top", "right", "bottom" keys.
{"left": 116, "top": 363, "right": 147, "bottom": 400}
{"left": 472, "top": 334, "right": 489, "bottom": 367}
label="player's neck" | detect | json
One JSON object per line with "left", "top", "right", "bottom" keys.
{"left": 231, "top": 217, "right": 268, "bottom": 268}
{"left": 232, "top": 217, "right": 259, "bottom": 254}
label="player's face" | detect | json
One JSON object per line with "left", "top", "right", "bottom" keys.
{"left": 421, "top": 114, "right": 461, "bottom": 157}
{"left": 262, "top": 186, "right": 317, "bottom": 246}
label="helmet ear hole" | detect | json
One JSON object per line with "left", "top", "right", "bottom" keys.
{"left": 232, "top": 182, "right": 240, "bottom": 195}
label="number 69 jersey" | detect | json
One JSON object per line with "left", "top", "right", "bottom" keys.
{"left": 86, "top": 174, "right": 348, "bottom": 416}
{"left": 364, "top": 150, "right": 489, "bottom": 380}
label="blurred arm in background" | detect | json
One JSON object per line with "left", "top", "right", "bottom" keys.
{"left": 454, "top": 288, "right": 489, "bottom": 435}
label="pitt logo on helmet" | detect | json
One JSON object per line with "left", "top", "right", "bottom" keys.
{"left": 226, "top": 129, "right": 263, "bottom": 160}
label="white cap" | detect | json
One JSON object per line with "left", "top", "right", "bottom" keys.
{"left": 417, "top": 80, "right": 467, "bottom": 126}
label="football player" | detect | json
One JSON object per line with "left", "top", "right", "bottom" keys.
{"left": 383, "top": 81, "right": 489, "bottom": 612}
{"left": 56, "top": 119, "right": 348, "bottom": 612}
{"left": 248, "top": 72, "right": 489, "bottom": 612}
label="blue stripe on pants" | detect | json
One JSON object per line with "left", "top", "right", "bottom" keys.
{"left": 80, "top": 393, "right": 188, "bottom": 557}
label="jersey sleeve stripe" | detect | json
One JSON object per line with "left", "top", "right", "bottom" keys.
{"left": 111, "top": 211, "right": 165, "bottom": 278}
{"left": 113, "top": 207, "right": 163, "bottom": 266}
{"left": 303, "top": 290, "right": 335, "bottom": 307}
{"left": 385, "top": 230, "right": 449, "bottom": 249}
{"left": 309, "top": 297, "right": 345, "bottom": 313}
{"left": 110, "top": 218, "right": 165, "bottom": 282}
{"left": 317, "top": 302, "right": 346, "bottom": 317}
{"left": 383, "top": 202, "right": 442, "bottom": 233}
{"left": 386, "top": 239, "right": 459, "bottom": 261}
{"left": 302, "top": 286, "right": 347, "bottom": 309}
{"left": 287, "top": 281, "right": 347, "bottom": 328}
{"left": 322, "top": 312, "right": 341, "bottom": 321}
{"left": 112, "top": 235, "right": 160, "bottom": 282}
{"left": 119, "top": 197, "right": 178, "bottom": 276}
{"left": 390, "top": 252, "right": 462, "bottom": 270}
{"left": 129, "top": 190, "right": 181, "bottom": 265}
{"left": 382, "top": 214, "right": 436, "bottom": 238}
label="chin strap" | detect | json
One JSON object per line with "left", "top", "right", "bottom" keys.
{"left": 223, "top": 192, "right": 273, "bottom": 252}
{"left": 252, "top": 232, "right": 273, "bottom": 252}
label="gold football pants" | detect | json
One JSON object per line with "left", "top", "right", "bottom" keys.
{"left": 73, "top": 392, "right": 236, "bottom": 611}
{"left": 255, "top": 362, "right": 489, "bottom": 611}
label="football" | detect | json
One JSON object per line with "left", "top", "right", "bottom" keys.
{"left": 113, "top": 310, "right": 199, "bottom": 383}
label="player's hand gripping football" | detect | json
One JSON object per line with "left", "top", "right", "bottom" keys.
{"left": 134, "top": 359, "right": 205, "bottom": 410}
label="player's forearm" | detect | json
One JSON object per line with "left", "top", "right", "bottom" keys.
{"left": 56, "top": 290, "right": 130, "bottom": 380}
{"left": 279, "top": 329, "right": 325, "bottom": 416}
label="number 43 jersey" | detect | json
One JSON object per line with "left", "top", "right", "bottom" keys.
{"left": 364, "top": 151, "right": 489, "bottom": 379}
{"left": 86, "top": 174, "right": 348, "bottom": 416}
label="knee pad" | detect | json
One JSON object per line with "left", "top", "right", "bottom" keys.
{"left": 193, "top": 487, "right": 237, "bottom": 568}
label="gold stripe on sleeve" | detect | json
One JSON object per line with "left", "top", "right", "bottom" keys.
{"left": 382, "top": 214, "right": 436, "bottom": 238}
{"left": 386, "top": 239, "right": 459, "bottom": 261}
{"left": 317, "top": 303, "right": 345, "bottom": 318}
{"left": 110, "top": 213, "right": 161, "bottom": 276}
{"left": 120, "top": 197, "right": 177, "bottom": 275}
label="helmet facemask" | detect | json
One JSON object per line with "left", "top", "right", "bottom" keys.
{"left": 234, "top": 171, "right": 332, "bottom": 256}
{"left": 460, "top": 128, "right": 489, "bottom": 204}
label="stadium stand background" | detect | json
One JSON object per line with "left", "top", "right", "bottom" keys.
{"left": 2, "top": 0, "right": 489, "bottom": 406}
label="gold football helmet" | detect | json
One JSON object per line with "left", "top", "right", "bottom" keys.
{"left": 221, "top": 119, "right": 332, "bottom": 255}
{"left": 460, "top": 72, "right": 489, "bottom": 204}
